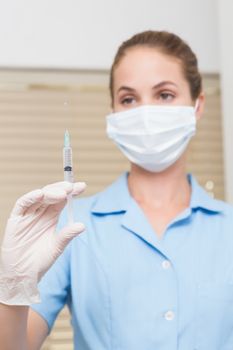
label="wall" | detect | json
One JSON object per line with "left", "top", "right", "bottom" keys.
{"left": 0, "top": 0, "right": 219, "bottom": 71}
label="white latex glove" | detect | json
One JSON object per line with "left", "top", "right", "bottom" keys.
{"left": 0, "top": 181, "right": 86, "bottom": 305}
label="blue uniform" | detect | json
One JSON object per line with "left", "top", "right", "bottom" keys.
{"left": 31, "top": 172, "right": 233, "bottom": 350}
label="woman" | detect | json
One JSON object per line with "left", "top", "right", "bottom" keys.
{"left": 0, "top": 30, "right": 232, "bottom": 350}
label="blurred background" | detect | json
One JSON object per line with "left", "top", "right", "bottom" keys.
{"left": 0, "top": 0, "right": 232, "bottom": 349}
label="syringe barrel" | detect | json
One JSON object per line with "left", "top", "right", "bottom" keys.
{"left": 63, "top": 147, "right": 74, "bottom": 182}
{"left": 64, "top": 170, "right": 74, "bottom": 182}
{"left": 63, "top": 147, "right": 73, "bottom": 168}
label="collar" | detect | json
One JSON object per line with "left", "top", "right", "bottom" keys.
{"left": 91, "top": 172, "right": 224, "bottom": 215}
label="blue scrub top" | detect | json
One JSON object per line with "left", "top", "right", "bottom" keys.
{"left": 32, "top": 172, "right": 233, "bottom": 350}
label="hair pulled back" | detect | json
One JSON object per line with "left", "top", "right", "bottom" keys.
{"left": 110, "top": 30, "right": 202, "bottom": 102}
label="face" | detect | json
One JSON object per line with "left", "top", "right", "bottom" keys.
{"left": 112, "top": 46, "right": 203, "bottom": 114}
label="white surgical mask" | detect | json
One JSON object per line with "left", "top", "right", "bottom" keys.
{"left": 106, "top": 103, "right": 197, "bottom": 172}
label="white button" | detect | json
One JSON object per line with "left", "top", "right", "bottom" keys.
{"left": 164, "top": 310, "right": 175, "bottom": 321}
{"left": 162, "top": 260, "right": 171, "bottom": 269}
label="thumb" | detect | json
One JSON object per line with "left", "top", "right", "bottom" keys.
{"left": 55, "top": 222, "right": 85, "bottom": 252}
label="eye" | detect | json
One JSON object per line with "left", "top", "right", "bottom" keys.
{"left": 159, "top": 92, "right": 175, "bottom": 101}
{"left": 120, "top": 96, "right": 136, "bottom": 105}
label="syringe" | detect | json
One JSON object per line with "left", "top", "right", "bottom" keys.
{"left": 63, "top": 130, "right": 74, "bottom": 224}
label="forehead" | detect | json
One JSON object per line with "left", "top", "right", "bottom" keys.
{"left": 113, "top": 46, "right": 187, "bottom": 89}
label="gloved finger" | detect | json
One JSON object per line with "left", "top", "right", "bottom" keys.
{"left": 43, "top": 181, "right": 74, "bottom": 193}
{"left": 42, "top": 181, "right": 86, "bottom": 206}
{"left": 42, "top": 181, "right": 86, "bottom": 203}
{"left": 24, "top": 187, "right": 69, "bottom": 215}
{"left": 48, "top": 181, "right": 87, "bottom": 195}
{"left": 11, "top": 185, "right": 67, "bottom": 218}
{"left": 30, "top": 182, "right": 86, "bottom": 215}
{"left": 42, "top": 188, "right": 68, "bottom": 205}
{"left": 11, "top": 181, "right": 87, "bottom": 217}
{"left": 71, "top": 182, "right": 86, "bottom": 196}
{"left": 24, "top": 201, "right": 46, "bottom": 216}
{"left": 10, "top": 189, "right": 44, "bottom": 217}
{"left": 55, "top": 222, "right": 85, "bottom": 254}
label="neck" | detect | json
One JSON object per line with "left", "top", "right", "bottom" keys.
{"left": 128, "top": 156, "right": 191, "bottom": 209}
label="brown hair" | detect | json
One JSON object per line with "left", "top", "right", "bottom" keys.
{"left": 109, "top": 30, "right": 202, "bottom": 103}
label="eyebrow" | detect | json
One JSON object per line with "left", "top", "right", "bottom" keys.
{"left": 117, "top": 81, "right": 178, "bottom": 94}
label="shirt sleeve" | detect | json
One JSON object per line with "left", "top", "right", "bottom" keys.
{"left": 30, "top": 209, "right": 71, "bottom": 333}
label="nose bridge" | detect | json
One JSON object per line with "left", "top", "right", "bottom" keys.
{"left": 138, "top": 90, "right": 155, "bottom": 106}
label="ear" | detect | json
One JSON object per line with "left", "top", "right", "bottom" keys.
{"left": 195, "top": 92, "right": 205, "bottom": 121}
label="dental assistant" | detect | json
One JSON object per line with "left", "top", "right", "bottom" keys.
{"left": 0, "top": 30, "right": 233, "bottom": 350}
